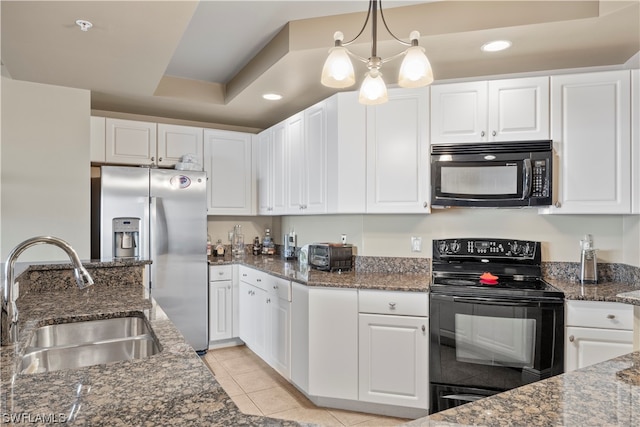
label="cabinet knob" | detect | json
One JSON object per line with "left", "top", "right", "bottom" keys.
{"left": 151, "top": 156, "right": 155, "bottom": 162}
{"left": 607, "top": 314, "right": 616, "bottom": 319}
{"left": 492, "top": 131, "right": 497, "bottom": 137}
{"left": 227, "top": 285, "right": 231, "bottom": 289}
{"left": 423, "top": 202, "right": 428, "bottom": 208}
{"left": 267, "top": 298, "right": 271, "bottom": 303}
{"left": 158, "top": 157, "right": 163, "bottom": 162}
{"left": 273, "top": 285, "right": 278, "bottom": 289}
{"left": 569, "top": 335, "right": 575, "bottom": 342}
{"left": 555, "top": 201, "right": 562, "bottom": 208}
{"left": 257, "top": 278, "right": 262, "bottom": 282}
{"left": 422, "top": 325, "right": 426, "bottom": 332}
{"left": 242, "top": 273, "right": 247, "bottom": 277}
{"left": 389, "top": 302, "right": 396, "bottom": 309}
{"left": 481, "top": 131, "right": 485, "bottom": 137}
{"left": 218, "top": 272, "right": 224, "bottom": 275}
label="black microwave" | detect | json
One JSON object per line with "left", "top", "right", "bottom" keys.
{"left": 430, "top": 140, "right": 553, "bottom": 208}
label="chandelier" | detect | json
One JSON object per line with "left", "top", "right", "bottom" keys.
{"left": 321, "top": 0, "right": 434, "bottom": 105}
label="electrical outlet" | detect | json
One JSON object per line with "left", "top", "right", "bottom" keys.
{"left": 341, "top": 234, "right": 347, "bottom": 244}
{"left": 411, "top": 236, "right": 422, "bottom": 252}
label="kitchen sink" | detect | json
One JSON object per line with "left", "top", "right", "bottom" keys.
{"left": 20, "top": 315, "right": 161, "bottom": 374}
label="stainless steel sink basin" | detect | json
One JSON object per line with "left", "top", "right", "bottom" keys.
{"left": 28, "top": 316, "right": 152, "bottom": 348}
{"left": 20, "top": 315, "right": 161, "bottom": 374}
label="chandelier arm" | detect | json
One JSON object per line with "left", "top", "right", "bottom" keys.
{"left": 379, "top": 50, "right": 407, "bottom": 64}
{"left": 342, "top": 0, "right": 373, "bottom": 46}
{"left": 379, "top": 0, "right": 412, "bottom": 46}
{"left": 345, "top": 50, "right": 370, "bottom": 64}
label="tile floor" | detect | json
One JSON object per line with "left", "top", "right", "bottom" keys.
{"left": 202, "top": 345, "right": 412, "bottom": 426}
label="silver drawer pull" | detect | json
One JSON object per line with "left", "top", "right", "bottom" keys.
{"left": 607, "top": 314, "right": 616, "bottom": 319}
{"left": 218, "top": 272, "right": 224, "bottom": 275}
{"left": 569, "top": 335, "right": 575, "bottom": 342}
{"left": 273, "top": 285, "right": 278, "bottom": 289}
{"left": 257, "top": 278, "right": 262, "bottom": 282}
{"left": 389, "top": 302, "right": 396, "bottom": 309}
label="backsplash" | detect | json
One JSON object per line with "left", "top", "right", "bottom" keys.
{"left": 543, "top": 262, "right": 640, "bottom": 286}
{"left": 355, "top": 256, "right": 430, "bottom": 274}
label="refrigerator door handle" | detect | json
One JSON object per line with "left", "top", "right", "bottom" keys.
{"left": 149, "top": 196, "right": 157, "bottom": 288}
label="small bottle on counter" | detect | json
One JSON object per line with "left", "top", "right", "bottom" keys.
{"left": 252, "top": 236, "right": 262, "bottom": 256}
{"left": 215, "top": 239, "right": 225, "bottom": 257}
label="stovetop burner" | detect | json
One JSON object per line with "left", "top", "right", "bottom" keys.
{"left": 431, "top": 238, "right": 564, "bottom": 300}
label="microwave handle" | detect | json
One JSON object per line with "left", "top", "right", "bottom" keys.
{"left": 522, "top": 158, "right": 532, "bottom": 199}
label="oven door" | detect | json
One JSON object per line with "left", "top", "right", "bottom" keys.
{"left": 429, "top": 293, "right": 563, "bottom": 410}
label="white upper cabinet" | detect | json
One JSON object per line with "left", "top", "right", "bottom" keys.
{"left": 90, "top": 116, "right": 106, "bottom": 163}
{"left": 541, "top": 70, "right": 631, "bottom": 214}
{"left": 286, "top": 112, "right": 306, "bottom": 213}
{"left": 366, "top": 87, "right": 430, "bottom": 213}
{"left": 303, "top": 102, "right": 328, "bottom": 214}
{"left": 102, "top": 118, "right": 204, "bottom": 169}
{"left": 430, "top": 76, "right": 549, "bottom": 143}
{"left": 105, "top": 118, "right": 157, "bottom": 166}
{"left": 203, "top": 129, "right": 255, "bottom": 215}
{"left": 157, "top": 123, "right": 203, "bottom": 168}
{"left": 257, "top": 128, "right": 273, "bottom": 215}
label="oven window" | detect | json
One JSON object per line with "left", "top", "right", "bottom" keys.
{"left": 455, "top": 314, "right": 536, "bottom": 368}
{"left": 441, "top": 165, "right": 518, "bottom": 195}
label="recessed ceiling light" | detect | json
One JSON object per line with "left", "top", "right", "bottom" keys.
{"left": 481, "top": 40, "right": 512, "bottom": 52}
{"left": 263, "top": 93, "right": 283, "bottom": 101}
{"left": 75, "top": 19, "right": 93, "bottom": 32}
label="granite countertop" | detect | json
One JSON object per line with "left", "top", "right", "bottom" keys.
{"left": 545, "top": 277, "right": 640, "bottom": 306}
{"left": 0, "top": 261, "right": 303, "bottom": 426}
{"left": 210, "top": 254, "right": 431, "bottom": 292}
{"left": 409, "top": 350, "right": 640, "bottom": 426}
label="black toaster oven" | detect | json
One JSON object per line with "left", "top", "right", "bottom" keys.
{"left": 308, "top": 243, "right": 353, "bottom": 272}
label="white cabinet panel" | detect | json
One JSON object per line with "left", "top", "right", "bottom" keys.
{"left": 543, "top": 70, "right": 631, "bottom": 214}
{"left": 105, "top": 118, "right": 157, "bottom": 166}
{"left": 257, "top": 129, "right": 273, "bottom": 215}
{"left": 565, "top": 326, "right": 633, "bottom": 372}
{"left": 90, "top": 116, "right": 106, "bottom": 163}
{"left": 366, "top": 87, "right": 430, "bottom": 213}
{"left": 204, "top": 129, "right": 254, "bottom": 215}
{"left": 303, "top": 102, "right": 328, "bottom": 214}
{"left": 209, "top": 281, "right": 232, "bottom": 342}
{"left": 286, "top": 112, "right": 305, "bottom": 213}
{"left": 431, "top": 81, "right": 487, "bottom": 143}
{"left": 359, "top": 314, "right": 428, "bottom": 409}
{"left": 632, "top": 69, "right": 640, "bottom": 213}
{"left": 272, "top": 122, "right": 287, "bottom": 215}
{"left": 157, "top": 123, "right": 203, "bottom": 169}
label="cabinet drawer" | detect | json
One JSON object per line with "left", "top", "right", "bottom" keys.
{"left": 238, "top": 266, "right": 269, "bottom": 291}
{"left": 268, "top": 276, "right": 291, "bottom": 301}
{"left": 566, "top": 300, "right": 633, "bottom": 330}
{"left": 209, "top": 265, "right": 232, "bottom": 281}
{"left": 359, "top": 290, "right": 428, "bottom": 316}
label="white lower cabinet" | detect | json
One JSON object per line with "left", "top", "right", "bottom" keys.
{"left": 208, "top": 265, "right": 234, "bottom": 343}
{"left": 238, "top": 267, "right": 291, "bottom": 377}
{"left": 358, "top": 290, "right": 429, "bottom": 410}
{"left": 565, "top": 300, "right": 634, "bottom": 372}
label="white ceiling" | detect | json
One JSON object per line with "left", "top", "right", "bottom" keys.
{"left": 2, "top": 1, "right": 639, "bottom": 131}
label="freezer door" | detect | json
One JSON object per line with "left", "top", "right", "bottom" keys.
{"left": 150, "top": 169, "right": 208, "bottom": 352}
{"left": 100, "top": 166, "right": 150, "bottom": 261}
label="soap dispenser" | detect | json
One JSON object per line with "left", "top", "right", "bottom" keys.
{"left": 580, "top": 234, "right": 598, "bottom": 284}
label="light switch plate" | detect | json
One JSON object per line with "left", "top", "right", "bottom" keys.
{"left": 411, "top": 236, "right": 422, "bottom": 252}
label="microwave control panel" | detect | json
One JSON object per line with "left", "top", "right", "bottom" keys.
{"left": 532, "top": 159, "right": 550, "bottom": 198}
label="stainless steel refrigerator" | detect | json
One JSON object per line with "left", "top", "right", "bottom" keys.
{"left": 98, "top": 166, "right": 208, "bottom": 353}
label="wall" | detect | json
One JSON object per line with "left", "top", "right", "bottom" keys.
{"left": 281, "top": 209, "right": 630, "bottom": 263}
{"left": 1, "top": 78, "right": 91, "bottom": 261}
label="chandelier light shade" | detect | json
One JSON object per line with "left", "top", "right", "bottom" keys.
{"left": 320, "top": 0, "right": 434, "bottom": 105}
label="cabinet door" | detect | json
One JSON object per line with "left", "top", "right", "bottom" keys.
{"left": 303, "top": 102, "right": 328, "bottom": 214}
{"left": 632, "top": 69, "right": 640, "bottom": 213}
{"left": 565, "top": 326, "right": 633, "bottom": 372}
{"left": 366, "top": 87, "right": 430, "bottom": 213}
{"left": 544, "top": 70, "right": 631, "bottom": 214}
{"left": 157, "top": 124, "right": 203, "bottom": 169}
{"left": 257, "top": 129, "right": 273, "bottom": 215}
{"left": 105, "top": 118, "right": 157, "bottom": 166}
{"left": 238, "top": 281, "right": 254, "bottom": 346}
{"left": 359, "top": 314, "right": 429, "bottom": 409}
{"left": 488, "top": 77, "right": 549, "bottom": 141}
{"left": 204, "top": 129, "right": 254, "bottom": 215}
{"left": 267, "top": 295, "right": 291, "bottom": 379}
{"left": 271, "top": 121, "right": 287, "bottom": 215}
{"left": 430, "top": 81, "right": 487, "bottom": 143}
{"left": 291, "top": 282, "right": 310, "bottom": 393}
{"left": 90, "top": 116, "right": 106, "bottom": 163}
{"left": 209, "top": 280, "right": 233, "bottom": 342}
{"left": 286, "top": 112, "right": 305, "bottom": 213}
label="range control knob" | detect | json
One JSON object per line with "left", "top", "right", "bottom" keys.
{"left": 438, "top": 241, "right": 449, "bottom": 254}
{"left": 510, "top": 241, "right": 522, "bottom": 254}
{"left": 450, "top": 241, "right": 461, "bottom": 254}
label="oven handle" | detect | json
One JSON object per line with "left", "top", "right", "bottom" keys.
{"left": 452, "top": 296, "right": 562, "bottom": 307}
{"left": 442, "top": 394, "right": 485, "bottom": 403}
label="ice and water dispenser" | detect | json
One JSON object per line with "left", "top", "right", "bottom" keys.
{"left": 113, "top": 217, "right": 140, "bottom": 258}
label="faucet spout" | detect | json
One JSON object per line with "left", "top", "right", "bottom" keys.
{"left": 1, "top": 236, "right": 94, "bottom": 346}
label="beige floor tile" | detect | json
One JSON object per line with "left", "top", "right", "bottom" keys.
{"left": 230, "top": 394, "right": 263, "bottom": 416}
{"left": 234, "top": 369, "right": 282, "bottom": 393}
{"left": 272, "top": 407, "right": 344, "bottom": 426}
{"left": 280, "top": 382, "right": 317, "bottom": 409}
{"left": 202, "top": 355, "right": 229, "bottom": 378}
{"left": 248, "top": 386, "right": 301, "bottom": 415}
{"left": 208, "top": 345, "right": 253, "bottom": 361}
{"left": 219, "top": 355, "right": 264, "bottom": 376}
{"left": 213, "top": 374, "right": 245, "bottom": 397}
{"left": 352, "top": 415, "right": 412, "bottom": 426}
{"left": 327, "top": 408, "right": 378, "bottom": 426}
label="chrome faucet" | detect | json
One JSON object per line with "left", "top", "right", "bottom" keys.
{"left": 1, "top": 236, "right": 94, "bottom": 346}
